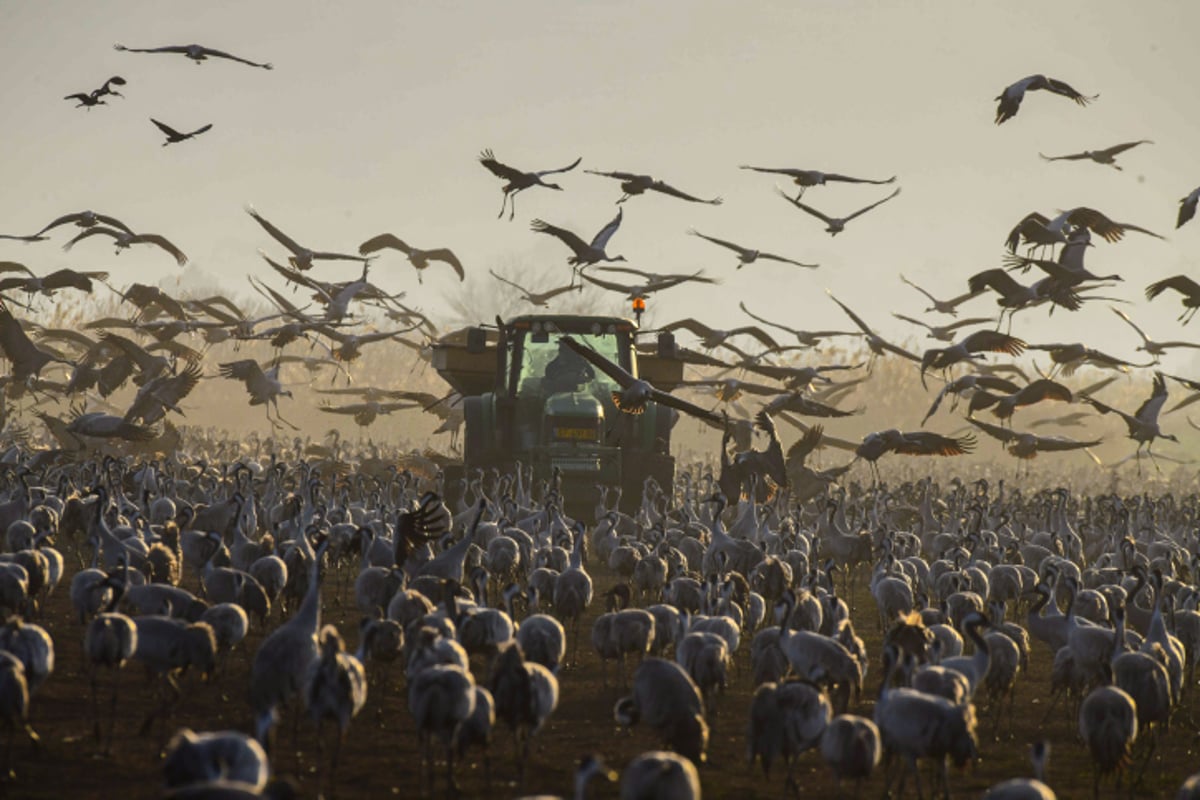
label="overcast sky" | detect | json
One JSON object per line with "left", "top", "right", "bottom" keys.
{"left": 1, "top": 0, "right": 1197, "bottom": 373}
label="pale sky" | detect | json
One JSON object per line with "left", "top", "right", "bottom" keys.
{"left": 1, "top": 0, "right": 1198, "bottom": 372}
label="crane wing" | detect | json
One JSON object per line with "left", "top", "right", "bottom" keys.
{"left": 1004, "top": 212, "right": 1051, "bottom": 252}
{"left": 359, "top": 233, "right": 410, "bottom": 256}
{"left": 1044, "top": 77, "right": 1094, "bottom": 104}
{"left": 895, "top": 431, "right": 976, "bottom": 456}
{"left": 757, "top": 252, "right": 818, "bottom": 268}
{"left": 246, "top": 207, "right": 305, "bottom": 256}
{"left": 318, "top": 404, "right": 361, "bottom": 415}
{"left": 197, "top": 45, "right": 272, "bottom": 69}
{"left": 535, "top": 156, "right": 583, "bottom": 178}
{"left": 688, "top": 229, "right": 745, "bottom": 255}
{"left": 967, "top": 417, "right": 1018, "bottom": 443}
{"left": 827, "top": 294, "right": 875, "bottom": 336}
{"left": 590, "top": 209, "right": 624, "bottom": 250}
{"left": 579, "top": 272, "right": 632, "bottom": 295}
{"left": 1039, "top": 151, "right": 1090, "bottom": 163}
{"left": 893, "top": 313, "right": 933, "bottom": 332}
{"left": 478, "top": 149, "right": 524, "bottom": 181}
{"left": 785, "top": 424, "right": 824, "bottom": 465}
{"left": 776, "top": 189, "right": 835, "bottom": 225}
{"left": 63, "top": 226, "right": 120, "bottom": 251}
{"left": 648, "top": 180, "right": 722, "bottom": 205}
{"left": 1146, "top": 275, "right": 1200, "bottom": 300}
{"left": 1179, "top": 191, "right": 1200, "bottom": 229}
{"left": 645, "top": 385, "right": 723, "bottom": 424}
{"left": 585, "top": 169, "right": 641, "bottom": 181}
{"left": 530, "top": 219, "right": 590, "bottom": 255}
{"left": 219, "top": 359, "right": 267, "bottom": 390}
{"left": 132, "top": 233, "right": 188, "bottom": 265}
{"left": 659, "top": 318, "right": 713, "bottom": 339}
{"left": 843, "top": 187, "right": 902, "bottom": 222}
{"left": 740, "top": 165, "right": 804, "bottom": 178}
{"left": 150, "top": 118, "right": 183, "bottom": 138}
{"left": 114, "top": 43, "right": 190, "bottom": 55}
{"left": 426, "top": 249, "right": 465, "bottom": 281}
{"left": 488, "top": 268, "right": 530, "bottom": 294}
{"left": 1135, "top": 372, "right": 1169, "bottom": 423}
{"left": 1033, "top": 434, "right": 1103, "bottom": 452}
{"left": 1101, "top": 140, "right": 1152, "bottom": 157}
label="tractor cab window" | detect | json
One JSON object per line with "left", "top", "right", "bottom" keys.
{"left": 516, "top": 331, "right": 622, "bottom": 403}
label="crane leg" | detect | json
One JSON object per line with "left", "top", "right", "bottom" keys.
{"left": 1147, "top": 442, "right": 1162, "bottom": 472}
{"left": 89, "top": 672, "right": 101, "bottom": 744}
{"left": 272, "top": 402, "right": 301, "bottom": 432}
{"left": 105, "top": 672, "right": 121, "bottom": 755}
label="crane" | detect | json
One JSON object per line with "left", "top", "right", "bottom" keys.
{"left": 478, "top": 149, "right": 581, "bottom": 220}
{"left": 585, "top": 168, "right": 722, "bottom": 205}
{"left": 150, "top": 119, "right": 212, "bottom": 146}
{"left": 113, "top": 42, "right": 272, "bottom": 69}
{"left": 740, "top": 165, "right": 895, "bottom": 200}
{"left": 994, "top": 74, "right": 1096, "bottom": 124}
{"left": 689, "top": 229, "right": 817, "bottom": 269}
{"left": 777, "top": 187, "right": 900, "bottom": 235}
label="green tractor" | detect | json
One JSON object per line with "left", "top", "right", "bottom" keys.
{"left": 431, "top": 314, "right": 685, "bottom": 518}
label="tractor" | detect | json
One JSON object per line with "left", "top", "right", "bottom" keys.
{"left": 431, "top": 314, "right": 685, "bottom": 518}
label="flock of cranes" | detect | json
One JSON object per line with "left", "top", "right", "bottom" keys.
{"left": 5, "top": 26, "right": 1200, "bottom": 800}
{"left": 64, "top": 42, "right": 275, "bottom": 145}
{"left": 7, "top": 436, "right": 1200, "bottom": 797}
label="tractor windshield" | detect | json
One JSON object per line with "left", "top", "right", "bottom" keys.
{"left": 516, "top": 331, "right": 623, "bottom": 401}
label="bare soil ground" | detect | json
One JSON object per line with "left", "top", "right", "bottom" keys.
{"left": 11, "top": 556, "right": 1200, "bottom": 799}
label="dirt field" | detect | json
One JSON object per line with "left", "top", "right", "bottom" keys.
{"left": 12, "top": 549, "right": 1200, "bottom": 799}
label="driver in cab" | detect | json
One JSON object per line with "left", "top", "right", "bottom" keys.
{"left": 542, "top": 338, "right": 595, "bottom": 395}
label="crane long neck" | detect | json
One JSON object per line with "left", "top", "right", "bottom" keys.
{"left": 295, "top": 543, "right": 324, "bottom": 634}
{"left": 964, "top": 618, "right": 989, "bottom": 656}
{"left": 569, "top": 531, "right": 583, "bottom": 570}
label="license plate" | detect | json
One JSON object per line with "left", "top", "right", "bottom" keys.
{"left": 554, "top": 427, "right": 596, "bottom": 440}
